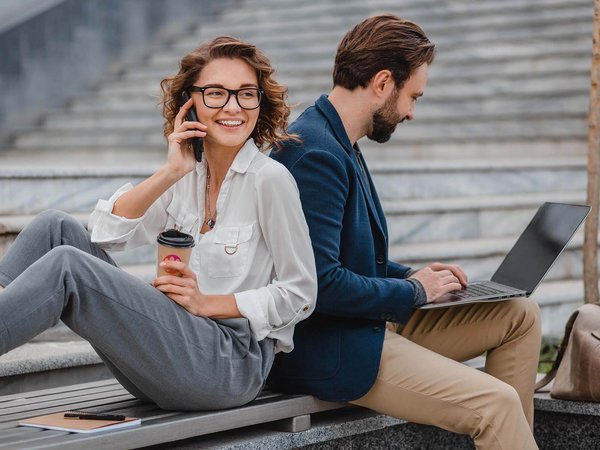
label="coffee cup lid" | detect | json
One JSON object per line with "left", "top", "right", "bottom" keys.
{"left": 157, "top": 229, "right": 195, "bottom": 248}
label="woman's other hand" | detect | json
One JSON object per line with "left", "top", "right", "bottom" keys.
{"left": 164, "top": 97, "right": 207, "bottom": 177}
{"left": 153, "top": 260, "right": 207, "bottom": 316}
{"left": 152, "top": 260, "right": 243, "bottom": 319}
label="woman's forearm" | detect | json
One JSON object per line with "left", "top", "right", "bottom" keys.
{"left": 112, "top": 165, "right": 184, "bottom": 219}
{"left": 200, "top": 294, "right": 242, "bottom": 319}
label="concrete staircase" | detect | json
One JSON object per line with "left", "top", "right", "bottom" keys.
{"left": 0, "top": 0, "right": 594, "bottom": 359}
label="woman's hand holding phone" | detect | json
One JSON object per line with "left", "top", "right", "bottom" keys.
{"left": 165, "top": 97, "right": 207, "bottom": 178}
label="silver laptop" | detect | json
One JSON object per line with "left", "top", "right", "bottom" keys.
{"left": 418, "top": 202, "right": 591, "bottom": 310}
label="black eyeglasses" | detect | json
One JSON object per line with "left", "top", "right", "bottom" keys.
{"left": 189, "top": 86, "right": 263, "bottom": 110}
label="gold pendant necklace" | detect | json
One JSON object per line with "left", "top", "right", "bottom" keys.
{"left": 205, "top": 167, "right": 216, "bottom": 229}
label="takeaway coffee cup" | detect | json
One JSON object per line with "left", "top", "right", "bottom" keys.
{"left": 157, "top": 229, "right": 195, "bottom": 277}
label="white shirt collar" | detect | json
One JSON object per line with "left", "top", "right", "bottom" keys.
{"left": 195, "top": 139, "right": 260, "bottom": 176}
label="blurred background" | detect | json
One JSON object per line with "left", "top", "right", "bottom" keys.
{"left": 0, "top": 0, "right": 594, "bottom": 392}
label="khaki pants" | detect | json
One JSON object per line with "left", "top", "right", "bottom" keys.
{"left": 351, "top": 299, "right": 541, "bottom": 450}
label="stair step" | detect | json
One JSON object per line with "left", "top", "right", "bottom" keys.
{"left": 383, "top": 191, "right": 586, "bottom": 244}
{"left": 369, "top": 157, "right": 586, "bottom": 199}
{"left": 360, "top": 141, "right": 587, "bottom": 161}
{"left": 0, "top": 157, "right": 586, "bottom": 215}
{"left": 12, "top": 116, "right": 587, "bottom": 150}
{"left": 392, "top": 231, "right": 592, "bottom": 283}
{"left": 229, "top": 0, "right": 590, "bottom": 24}
{"left": 194, "top": 0, "right": 590, "bottom": 38}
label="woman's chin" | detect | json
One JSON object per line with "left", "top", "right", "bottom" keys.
{"left": 207, "top": 135, "right": 250, "bottom": 151}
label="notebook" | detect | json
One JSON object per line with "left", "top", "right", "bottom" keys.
{"left": 19, "top": 412, "right": 141, "bottom": 434}
{"left": 417, "top": 202, "right": 591, "bottom": 310}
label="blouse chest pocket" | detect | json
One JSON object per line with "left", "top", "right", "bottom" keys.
{"left": 205, "top": 224, "right": 254, "bottom": 278}
{"left": 166, "top": 199, "right": 198, "bottom": 235}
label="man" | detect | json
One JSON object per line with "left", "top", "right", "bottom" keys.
{"left": 268, "top": 14, "right": 541, "bottom": 449}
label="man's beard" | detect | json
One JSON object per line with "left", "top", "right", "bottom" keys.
{"left": 367, "top": 91, "right": 404, "bottom": 143}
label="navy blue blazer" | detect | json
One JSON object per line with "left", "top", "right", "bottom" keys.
{"left": 267, "top": 95, "right": 417, "bottom": 401}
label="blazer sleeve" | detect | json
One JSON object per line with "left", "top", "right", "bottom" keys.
{"left": 387, "top": 260, "right": 413, "bottom": 279}
{"left": 288, "top": 150, "right": 415, "bottom": 324}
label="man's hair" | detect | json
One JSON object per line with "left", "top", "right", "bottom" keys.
{"left": 333, "top": 14, "right": 436, "bottom": 90}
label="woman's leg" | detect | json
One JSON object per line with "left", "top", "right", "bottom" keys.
{"left": 0, "top": 245, "right": 270, "bottom": 411}
{"left": 0, "top": 209, "right": 116, "bottom": 289}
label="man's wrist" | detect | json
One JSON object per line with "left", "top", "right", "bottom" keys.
{"left": 406, "top": 278, "right": 427, "bottom": 306}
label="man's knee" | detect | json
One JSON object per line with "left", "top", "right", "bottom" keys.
{"left": 504, "top": 299, "right": 541, "bottom": 332}
{"left": 478, "top": 379, "right": 523, "bottom": 424}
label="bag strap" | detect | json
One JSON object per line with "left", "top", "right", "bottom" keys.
{"left": 534, "top": 302, "right": 600, "bottom": 392}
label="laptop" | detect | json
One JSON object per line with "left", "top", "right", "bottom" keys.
{"left": 418, "top": 202, "right": 591, "bottom": 310}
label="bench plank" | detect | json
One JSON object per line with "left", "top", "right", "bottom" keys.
{"left": 0, "top": 378, "right": 347, "bottom": 449}
{"left": 1, "top": 395, "right": 344, "bottom": 449}
{"left": 0, "top": 430, "right": 69, "bottom": 446}
{"left": 0, "top": 379, "right": 118, "bottom": 404}
{"left": 0, "top": 396, "right": 137, "bottom": 428}
{"left": 0, "top": 392, "right": 135, "bottom": 418}
{"left": 0, "top": 385, "right": 127, "bottom": 411}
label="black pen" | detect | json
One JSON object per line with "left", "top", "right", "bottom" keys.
{"left": 64, "top": 412, "right": 126, "bottom": 421}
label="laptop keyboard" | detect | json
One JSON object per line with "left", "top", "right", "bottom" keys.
{"left": 452, "top": 284, "right": 506, "bottom": 299}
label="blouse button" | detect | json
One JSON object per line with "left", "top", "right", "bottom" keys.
{"left": 302, "top": 305, "right": 310, "bottom": 312}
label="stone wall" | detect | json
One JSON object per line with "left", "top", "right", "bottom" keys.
{"left": 0, "top": 0, "right": 235, "bottom": 145}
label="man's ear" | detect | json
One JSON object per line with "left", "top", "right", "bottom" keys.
{"left": 370, "top": 69, "right": 394, "bottom": 98}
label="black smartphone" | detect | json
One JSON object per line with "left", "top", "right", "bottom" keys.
{"left": 181, "top": 91, "right": 203, "bottom": 162}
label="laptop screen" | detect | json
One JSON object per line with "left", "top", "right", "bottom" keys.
{"left": 491, "top": 202, "right": 591, "bottom": 294}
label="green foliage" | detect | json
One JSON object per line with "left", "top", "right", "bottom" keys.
{"left": 538, "top": 336, "right": 562, "bottom": 374}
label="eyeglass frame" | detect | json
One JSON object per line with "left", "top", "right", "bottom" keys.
{"left": 188, "top": 86, "right": 264, "bottom": 110}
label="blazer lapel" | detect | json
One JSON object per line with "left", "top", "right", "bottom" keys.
{"left": 315, "top": 96, "right": 385, "bottom": 237}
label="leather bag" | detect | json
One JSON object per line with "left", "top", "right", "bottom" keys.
{"left": 535, "top": 302, "right": 600, "bottom": 401}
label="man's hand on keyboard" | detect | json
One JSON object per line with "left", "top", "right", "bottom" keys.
{"left": 409, "top": 262, "right": 468, "bottom": 303}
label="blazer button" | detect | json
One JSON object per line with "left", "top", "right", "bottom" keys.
{"left": 376, "top": 256, "right": 385, "bottom": 265}
{"left": 372, "top": 326, "right": 382, "bottom": 333}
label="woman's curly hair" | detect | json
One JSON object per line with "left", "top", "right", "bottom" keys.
{"left": 160, "top": 36, "right": 297, "bottom": 151}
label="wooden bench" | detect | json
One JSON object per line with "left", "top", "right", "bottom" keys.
{"left": 0, "top": 379, "right": 347, "bottom": 449}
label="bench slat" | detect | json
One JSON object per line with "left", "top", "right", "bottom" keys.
{"left": 0, "top": 379, "right": 119, "bottom": 404}
{"left": 0, "top": 391, "right": 134, "bottom": 417}
{"left": 0, "top": 430, "right": 69, "bottom": 447}
{"left": 0, "top": 395, "right": 136, "bottom": 426}
{"left": 3, "top": 395, "right": 346, "bottom": 450}
{"left": 0, "top": 386, "right": 128, "bottom": 412}
{"left": 0, "top": 427, "right": 42, "bottom": 439}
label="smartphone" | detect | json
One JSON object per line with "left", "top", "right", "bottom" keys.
{"left": 181, "top": 91, "right": 203, "bottom": 162}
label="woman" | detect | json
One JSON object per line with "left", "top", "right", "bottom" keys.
{"left": 0, "top": 37, "right": 317, "bottom": 411}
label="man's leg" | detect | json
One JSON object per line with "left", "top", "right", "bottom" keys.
{"left": 351, "top": 329, "right": 538, "bottom": 450}
{"left": 395, "top": 299, "right": 542, "bottom": 429}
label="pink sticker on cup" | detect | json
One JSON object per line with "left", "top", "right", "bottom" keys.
{"left": 163, "top": 254, "right": 182, "bottom": 274}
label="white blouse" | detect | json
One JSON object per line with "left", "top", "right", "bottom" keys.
{"left": 88, "top": 140, "right": 317, "bottom": 353}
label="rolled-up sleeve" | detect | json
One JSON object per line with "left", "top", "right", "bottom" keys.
{"left": 88, "top": 183, "right": 173, "bottom": 251}
{"left": 234, "top": 163, "right": 317, "bottom": 352}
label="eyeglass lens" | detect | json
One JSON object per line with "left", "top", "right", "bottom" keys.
{"left": 203, "top": 88, "right": 261, "bottom": 109}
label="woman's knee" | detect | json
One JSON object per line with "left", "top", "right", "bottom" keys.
{"left": 36, "top": 209, "right": 88, "bottom": 241}
{"left": 36, "top": 209, "right": 71, "bottom": 224}
{"left": 45, "top": 246, "right": 89, "bottom": 270}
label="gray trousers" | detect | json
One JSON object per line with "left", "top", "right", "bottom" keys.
{"left": 0, "top": 210, "right": 274, "bottom": 410}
